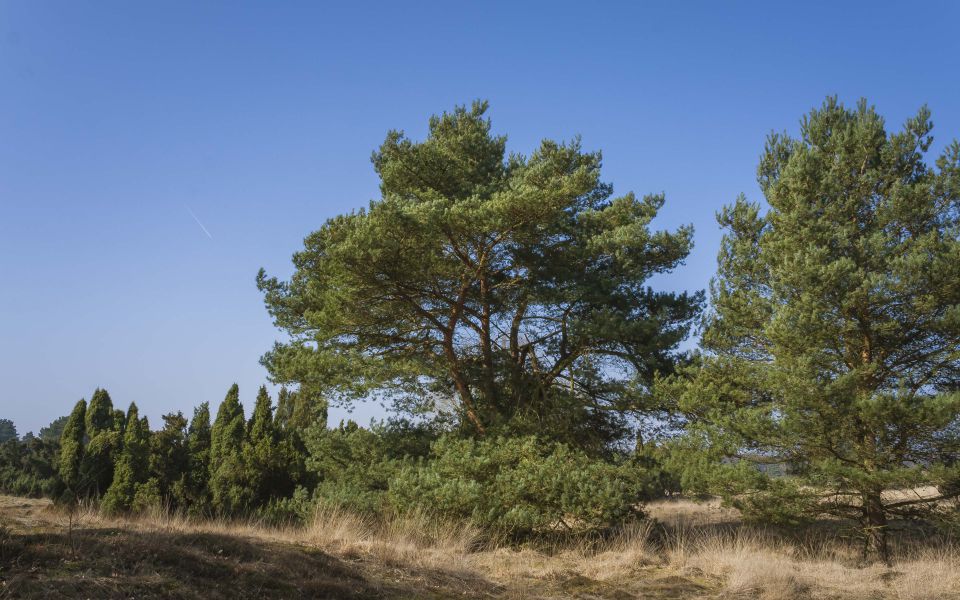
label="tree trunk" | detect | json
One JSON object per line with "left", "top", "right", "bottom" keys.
{"left": 442, "top": 340, "right": 485, "bottom": 435}
{"left": 479, "top": 274, "right": 498, "bottom": 410}
{"left": 444, "top": 277, "right": 486, "bottom": 436}
{"left": 861, "top": 491, "right": 890, "bottom": 565}
{"left": 447, "top": 362, "right": 485, "bottom": 435}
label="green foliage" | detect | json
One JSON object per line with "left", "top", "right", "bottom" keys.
{"left": 372, "top": 417, "right": 446, "bottom": 461}
{"left": 39, "top": 416, "right": 69, "bottom": 443}
{"left": 304, "top": 420, "right": 402, "bottom": 514}
{"left": 149, "top": 412, "right": 189, "bottom": 509}
{"left": 662, "top": 97, "right": 960, "bottom": 561}
{"left": 389, "top": 435, "right": 647, "bottom": 537}
{"left": 184, "top": 402, "right": 212, "bottom": 514}
{"left": 102, "top": 404, "right": 151, "bottom": 514}
{"left": 248, "top": 386, "right": 275, "bottom": 442}
{"left": 210, "top": 385, "right": 244, "bottom": 467}
{"left": 258, "top": 101, "right": 700, "bottom": 447}
{"left": 85, "top": 389, "right": 115, "bottom": 435}
{"left": 300, "top": 418, "right": 441, "bottom": 515}
{"left": 273, "top": 387, "right": 320, "bottom": 494}
{"left": 275, "top": 386, "right": 328, "bottom": 434}
{"left": 258, "top": 486, "right": 313, "bottom": 526}
{"left": 243, "top": 386, "right": 299, "bottom": 508}
{"left": 0, "top": 435, "right": 61, "bottom": 497}
{"left": 633, "top": 442, "right": 682, "bottom": 498}
{"left": 112, "top": 409, "right": 126, "bottom": 432}
{"left": 209, "top": 384, "right": 250, "bottom": 515}
{"left": 0, "top": 420, "right": 17, "bottom": 444}
{"left": 58, "top": 400, "right": 87, "bottom": 500}
{"left": 131, "top": 477, "right": 163, "bottom": 513}
{"left": 2, "top": 415, "right": 68, "bottom": 498}
{"left": 5, "top": 390, "right": 308, "bottom": 520}
{"left": 82, "top": 389, "right": 120, "bottom": 496}
{"left": 82, "top": 427, "right": 121, "bottom": 497}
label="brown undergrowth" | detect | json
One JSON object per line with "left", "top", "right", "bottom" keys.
{"left": 0, "top": 495, "right": 957, "bottom": 599}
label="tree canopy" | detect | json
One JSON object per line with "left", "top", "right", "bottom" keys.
{"left": 258, "top": 101, "right": 701, "bottom": 447}
{"left": 661, "top": 98, "right": 960, "bottom": 562}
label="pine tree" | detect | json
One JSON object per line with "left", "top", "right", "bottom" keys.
{"left": 209, "top": 384, "right": 249, "bottom": 515}
{"left": 58, "top": 399, "right": 87, "bottom": 501}
{"left": 81, "top": 388, "right": 120, "bottom": 496}
{"left": 663, "top": 98, "right": 960, "bottom": 563}
{"left": 258, "top": 101, "right": 700, "bottom": 446}
{"left": 184, "top": 402, "right": 212, "bottom": 514}
{"left": 102, "top": 403, "right": 151, "bottom": 514}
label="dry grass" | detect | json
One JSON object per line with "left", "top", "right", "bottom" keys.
{"left": 649, "top": 497, "right": 960, "bottom": 600}
{"left": 470, "top": 499, "right": 960, "bottom": 599}
{"left": 54, "top": 498, "right": 480, "bottom": 569}
{"left": 2, "top": 495, "right": 959, "bottom": 599}
{"left": 97, "top": 500, "right": 485, "bottom": 592}
{"left": 296, "top": 504, "right": 481, "bottom": 570}
{"left": 667, "top": 526, "right": 960, "bottom": 600}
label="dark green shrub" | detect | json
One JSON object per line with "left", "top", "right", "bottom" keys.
{"left": 388, "top": 435, "right": 648, "bottom": 537}
{"left": 131, "top": 478, "right": 163, "bottom": 513}
{"left": 0, "top": 436, "right": 61, "bottom": 498}
{"left": 209, "top": 384, "right": 249, "bottom": 515}
{"left": 258, "top": 486, "right": 314, "bottom": 525}
{"left": 102, "top": 404, "right": 151, "bottom": 514}
{"left": 305, "top": 420, "right": 401, "bottom": 514}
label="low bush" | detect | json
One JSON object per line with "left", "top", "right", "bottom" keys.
{"left": 388, "top": 435, "right": 650, "bottom": 537}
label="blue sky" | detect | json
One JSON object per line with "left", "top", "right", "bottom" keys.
{"left": 1, "top": 1, "right": 958, "bottom": 434}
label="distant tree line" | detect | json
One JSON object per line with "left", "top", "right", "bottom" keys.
{"left": 47, "top": 385, "right": 323, "bottom": 518}
{"left": 1, "top": 98, "right": 958, "bottom": 561}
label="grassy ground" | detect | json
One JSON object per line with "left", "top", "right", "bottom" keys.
{"left": 1, "top": 495, "right": 957, "bottom": 599}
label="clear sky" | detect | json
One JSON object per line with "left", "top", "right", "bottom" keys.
{"left": 2, "top": 1, "right": 958, "bottom": 434}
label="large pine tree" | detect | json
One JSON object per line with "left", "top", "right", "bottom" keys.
{"left": 663, "top": 98, "right": 960, "bottom": 563}
{"left": 258, "top": 101, "right": 701, "bottom": 449}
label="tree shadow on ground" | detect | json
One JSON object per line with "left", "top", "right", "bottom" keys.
{"left": 0, "top": 525, "right": 493, "bottom": 599}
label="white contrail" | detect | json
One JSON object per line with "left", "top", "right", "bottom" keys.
{"left": 186, "top": 206, "right": 213, "bottom": 240}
